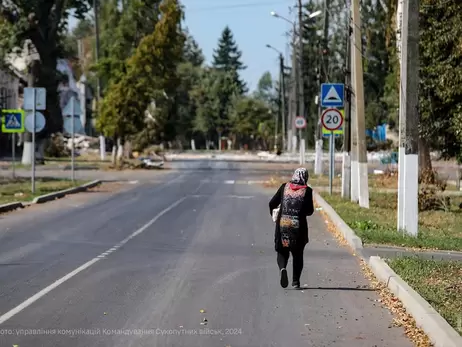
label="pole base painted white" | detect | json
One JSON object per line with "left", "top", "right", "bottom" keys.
{"left": 116, "top": 141, "right": 123, "bottom": 160}
{"left": 351, "top": 159, "right": 359, "bottom": 202}
{"left": 397, "top": 147, "right": 405, "bottom": 230}
{"left": 292, "top": 135, "right": 298, "bottom": 154}
{"left": 299, "top": 139, "right": 305, "bottom": 164}
{"left": 99, "top": 135, "right": 106, "bottom": 161}
{"left": 341, "top": 151, "right": 351, "bottom": 198}
{"left": 358, "top": 162, "right": 370, "bottom": 208}
{"left": 314, "top": 139, "right": 323, "bottom": 175}
{"left": 403, "top": 153, "right": 419, "bottom": 236}
{"left": 191, "top": 139, "right": 196, "bottom": 151}
{"left": 21, "top": 141, "right": 33, "bottom": 165}
{"left": 287, "top": 130, "right": 293, "bottom": 153}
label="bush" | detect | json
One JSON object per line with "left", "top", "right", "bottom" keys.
{"left": 418, "top": 168, "right": 450, "bottom": 211}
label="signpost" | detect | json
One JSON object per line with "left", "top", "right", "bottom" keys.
{"left": 63, "top": 96, "right": 82, "bottom": 182}
{"left": 322, "top": 108, "right": 344, "bottom": 195}
{"left": 23, "top": 87, "right": 46, "bottom": 194}
{"left": 1, "top": 109, "right": 25, "bottom": 178}
{"left": 295, "top": 117, "right": 306, "bottom": 164}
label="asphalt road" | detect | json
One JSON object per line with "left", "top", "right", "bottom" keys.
{"left": 0, "top": 164, "right": 413, "bottom": 346}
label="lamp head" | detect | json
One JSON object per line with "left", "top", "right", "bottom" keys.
{"left": 309, "top": 10, "right": 322, "bottom": 18}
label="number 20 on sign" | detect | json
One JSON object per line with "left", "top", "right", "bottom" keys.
{"left": 321, "top": 108, "right": 343, "bottom": 131}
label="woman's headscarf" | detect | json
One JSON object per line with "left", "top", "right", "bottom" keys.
{"left": 290, "top": 168, "right": 308, "bottom": 186}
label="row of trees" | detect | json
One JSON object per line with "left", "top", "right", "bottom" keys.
{"left": 1, "top": 0, "right": 460, "bottom": 165}
{"left": 92, "top": 2, "right": 281, "bottom": 161}
{"left": 0, "top": 0, "right": 282, "bottom": 163}
{"left": 298, "top": 0, "right": 462, "bottom": 165}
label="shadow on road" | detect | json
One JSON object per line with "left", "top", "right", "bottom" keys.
{"left": 292, "top": 286, "right": 376, "bottom": 291}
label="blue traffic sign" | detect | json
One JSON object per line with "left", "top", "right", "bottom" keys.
{"left": 1, "top": 109, "right": 25, "bottom": 133}
{"left": 321, "top": 83, "right": 344, "bottom": 108}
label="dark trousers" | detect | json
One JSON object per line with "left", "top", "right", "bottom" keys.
{"left": 277, "top": 245, "right": 305, "bottom": 283}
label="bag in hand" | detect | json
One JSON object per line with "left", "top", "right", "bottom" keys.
{"left": 272, "top": 205, "right": 280, "bottom": 222}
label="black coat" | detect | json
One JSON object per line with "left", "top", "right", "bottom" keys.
{"left": 269, "top": 183, "right": 314, "bottom": 252}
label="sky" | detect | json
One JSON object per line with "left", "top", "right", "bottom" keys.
{"left": 69, "top": 0, "right": 296, "bottom": 92}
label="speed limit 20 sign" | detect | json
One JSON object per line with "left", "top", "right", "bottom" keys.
{"left": 321, "top": 108, "right": 343, "bottom": 131}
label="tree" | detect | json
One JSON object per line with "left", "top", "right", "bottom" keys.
{"left": 212, "top": 26, "right": 247, "bottom": 94}
{"left": 1, "top": 0, "right": 92, "bottom": 137}
{"left": 192, "top": 68, "right": 239, "bottom": 148}
{"left": 419, "top": 0, "right": 462, "bottom": 164}
{"left": 97, "top": 0, "right": 185, "bottom": 160}
{"left": 183, "top": 28, "right": 205, "bottom": 67}
{"left": 96, "top": 0, "right": 163, "bottom": 93}
{"left": 228, "top": 96, "right": 274, "bottom": 150}
{"left": 254, "top": 71, "right": 274, "bottom": 103}
{"left": 362, "top": 0, "right": 390, "bottom": 129}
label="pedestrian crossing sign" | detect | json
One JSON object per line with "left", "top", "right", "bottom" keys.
{"left": 1, "top": 109, "right": 25, "bottom": 133}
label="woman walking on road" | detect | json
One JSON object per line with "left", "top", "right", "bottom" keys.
{"left": 269, "top": 168, "right": 314, "bottom": 289}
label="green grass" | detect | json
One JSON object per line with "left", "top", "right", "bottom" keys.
{"left": 268, "top": 173, "right": 458, "bottom": 191}
{"left": 387, "top": 257, "right": 462, "bottom": 335}
{"left": 0, "top": 177, "right": 87, "bottom": 204}
{"left": 322, "top": 192, "right": 462, "bottom": 251}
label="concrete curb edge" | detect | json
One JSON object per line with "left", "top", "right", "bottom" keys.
{"left": 32, "top": 180, "right": 102, "bottom": 204}
{"left": 0, "top": 201, "right": 24, "bottom": 214}
{"left": 313, "top": 191, "right": 364, "bottom": 252}
{"left": 313, "top": 191, "right": 462, "bottom": 345}
{"left": 369, "top": 256, "right": 462, "bottom": 347}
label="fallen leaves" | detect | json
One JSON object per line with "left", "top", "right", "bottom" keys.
{"left": 315, "top": 201, "right": 349, "bottom": 249}
{"left": 318, "top": 200, "right": 434, "bottom": 346}
{"left": 360, "top": 260, "right": 433, "bottom": 347}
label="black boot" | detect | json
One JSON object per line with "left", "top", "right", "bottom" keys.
{"left": 280, "top": 268, "right": 288, "bottom": 288}
{"left": 292, "top": 280, "right": 300, "bottom": 289}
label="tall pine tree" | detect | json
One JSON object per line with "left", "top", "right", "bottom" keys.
{"left": 183, "top": 28, "right": 205, "bottom": 67}
{"left": 212, "top": 26, "right": 247, "bottom": 94}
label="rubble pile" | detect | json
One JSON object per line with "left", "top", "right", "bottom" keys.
{"left": 64, "top": 135, "right": 99, "bottom": 151}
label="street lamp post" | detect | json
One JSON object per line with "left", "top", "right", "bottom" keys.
{"left": 271, "top": 9, "right": 322, "bottom": 161}
{"left": 266, "top": 44, "right": 286, "bottom": 152}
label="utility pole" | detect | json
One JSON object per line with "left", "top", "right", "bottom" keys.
{"left": 314, "top": 0, "right": 330, "bottom": 175}
{"left": 398, "top": 0, "right": 420, "bottom": 236}
{"left": 297, "top": 0, "right": 305, "bottom": 164}
{"left": 314, "top": 42, "right": 323, "bottom": 175}
{"left": 94, "top": 0, "right": 105, "bottom": 160}
{"left": 351, "top": 0, "right": 369, "bottom": 208}
{"left": 350, "top": 26, "right": 358, "bottom": 202}
{"left": 396, "top": 0, "right": 405, "bottom": 230}
{"left": 290, "top": 22, "right": 298, "bottom": 153}
{"left": 280, "top": 54, "right": 286, "bottom": 152}
{"left": 341, "top": 15, "right": 352, "bottom": 199}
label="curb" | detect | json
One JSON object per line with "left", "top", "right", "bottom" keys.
{"left": 32, "top": 180, "right": 102, "bottom": 204}
{"left": 369, "top": 256, "right": 462, "bottom": 347}
{"left": 313, "top": 191, "right": 364, "bottom": 254}
{"left": 313, "top": 191, "right": 462, "bottom": 345}
{"left": 0, "top": 181, "right": 102, "bottom": 214}
{"left": 0, "top": 201, "right": 24, "bottom": 214}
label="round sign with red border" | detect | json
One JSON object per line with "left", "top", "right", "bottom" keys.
{"left": 321, "top": 108, "right": 343, "bottom": 131}
{"left": 294, "top": 116, "right": 306, "bottom": 129}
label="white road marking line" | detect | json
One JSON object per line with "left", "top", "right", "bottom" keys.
{"left": 189, "top": 194, "right": 255, "bottom": 199}
{"left": 0, "top": 196, "right": 187, "bottom": 325}
{"left": 224, "top": 180, "right": 235, "bottom": 184}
